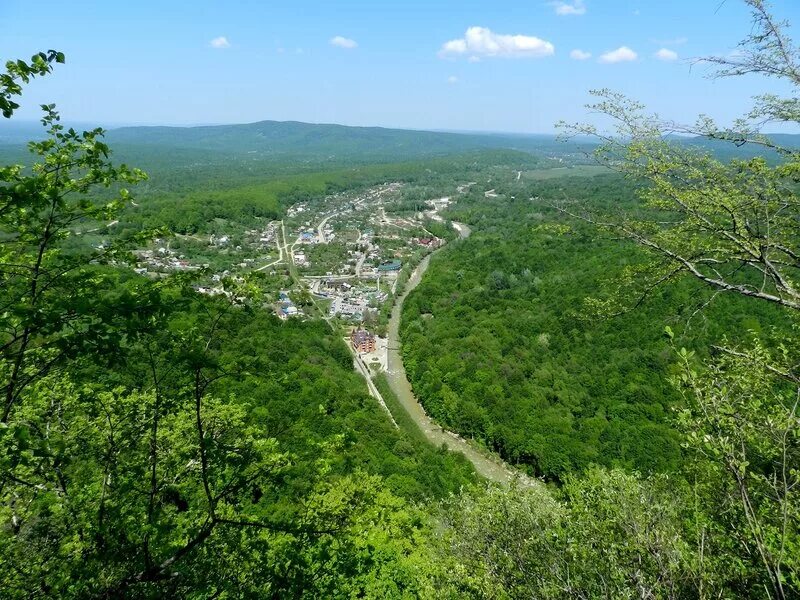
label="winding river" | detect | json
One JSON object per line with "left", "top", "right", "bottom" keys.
{"left": 385, "top": 222, "right": 533, "bottom": 486}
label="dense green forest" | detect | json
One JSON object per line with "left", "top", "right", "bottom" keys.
{"left": 114, "top": 150, "right": 538, "bottom": 235}
{"left": 103, "top": 120, "right": 586, "bottom": 160}
{"left": 400, "top": 174, "right": 791, "bottom": 480}
{"left": 1, "top": 275, "right": 476, "bottom": 595}
{"left": 0, "top": 54, "right": 477, "bottom": 596}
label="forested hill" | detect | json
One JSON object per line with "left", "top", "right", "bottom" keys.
{"left": 400, "top": 172, "right": 792, "bottom": 481}
{"left": 4, "top": 117, "right": 796, "bottom": 165}
{"left": 103, "top": 120, "right": 578, "bottom": 161}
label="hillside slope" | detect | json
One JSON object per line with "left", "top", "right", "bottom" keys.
{"left": 103, "top": 120, "right": 572, "bottom": 161}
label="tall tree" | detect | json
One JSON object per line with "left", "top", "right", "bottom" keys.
{"left": 558, "top": 1, "right": 799, "bottom": 596}
{"left": 0, "top": 54, "right": 425, "bottom": 598}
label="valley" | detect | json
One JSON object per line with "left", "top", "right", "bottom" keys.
{"left": 3, "top": 6, "right": 800, "bottom": 593}
{"left": 383, "top": 220, "right": 534, "bottom": 485}
{"left": 113, "top": 150, "right": 548, "bottom": 483}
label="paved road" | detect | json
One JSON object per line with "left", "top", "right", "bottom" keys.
{"left": 350, "top": 346, "right": 398, "bottom": 428}
{"left": 355, "top": 240, "right": 371, "bottom": 277}
{"left": 385, "top": 221, "right": 534, "bottom": 486}
{"left": 317, "top": 212, "right": 340, "bottom": 244}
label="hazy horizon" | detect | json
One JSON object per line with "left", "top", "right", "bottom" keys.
{"left": 3, "top": 0, "right": 800, "bottom": 134}
{"left": 1, "top": 117, "right": 798, "bottom": 142}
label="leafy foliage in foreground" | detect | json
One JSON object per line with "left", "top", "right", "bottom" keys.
{"left": 428, "top": 471, "right": 703, "bottom": 599}
{"left": 0, "top": 288, "right": 473, "bottom": 596}
{"left": 0, "top": 54, "right": 473, "bottom": 597}
{"left": 418, "top": 3, "right": 800, "bottom": 597}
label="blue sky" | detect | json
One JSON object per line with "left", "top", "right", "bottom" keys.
{"left": 2, "top": 0, "right": 799, "bottom": 133}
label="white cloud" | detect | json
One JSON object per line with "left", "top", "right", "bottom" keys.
{"left": 550, "top": 0, "right": 586, "bottom": 16}
{"left": 439, "top": 27, "right": 555, "bottom": 59}
{"left": 655, "top": 48, "right": 678, "bottom": 61}
{"left": 209, "top": 36, "right": 230, "bottom": 49}
{"left": 570, "top": 49, "right": 592, "bottom": 60}
{"left": 468, "top": 56, "right": 481, "bottom": 63}
{"left": 330, "top": 36, "right": 358, "bottom": 49}
{"left": 598, "top": 46, "right": 638, "bottom": 64}
{"left": 447, "top": 75, "right": 459, "bottom": 84}
{"left": 441, "top": 39, "right": 468, "bottom": 55}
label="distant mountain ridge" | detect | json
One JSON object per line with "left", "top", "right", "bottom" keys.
{"left": 3, "top": 117, "right": 798, "bottom": 164}
{"left": 87, "top": 121, "right": 800, "bottom": 165}
{"left": 102, "top": 119, "right": 564, "bottom": 161}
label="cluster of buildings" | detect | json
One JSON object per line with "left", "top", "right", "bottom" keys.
{"left": 134, "top": 219, "right": 284, "bottom": 282}
{"left": 209, "top": 234, "right": 230, "bottom": 246}
{"left": 328, "top": 298, "right": 366, "bottom": 320}
{"left": 277, "top": 291, "right": 302, "bottom": 320}
{"left": 243, "top": 222, "right": 279, "bottom": 248}
{"left": 194, "top": 271, "right": 247, "bottom": 298}
{"left": 316, "top": 279, "right": 388, "bottom": 322}
{"left": 427, "top": 197, "right": 453, "bottom": 211}
{"left": 133, "top": 245, "right": 205, "bottom": 275}
{"left": 286, "top": 203, "right": 308, "bottom": 218}
{"left": 193, "top": 285, "right": 226, "bottom": 296}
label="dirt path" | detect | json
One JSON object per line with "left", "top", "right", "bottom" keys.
{"left": 385, "top": 222, "right": 534, "bottom": 486}
{"left": 255, "top": 222, "right": 285, "bottom": 272}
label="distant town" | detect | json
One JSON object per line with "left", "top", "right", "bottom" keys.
{"left": 125, "top": 180, "right": 469, "bottom": 373}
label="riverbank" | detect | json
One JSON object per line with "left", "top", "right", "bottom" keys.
{"left": 383, "top": 221, "right": 534, "bottom": 486}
